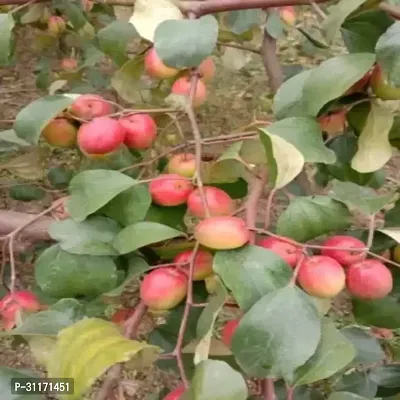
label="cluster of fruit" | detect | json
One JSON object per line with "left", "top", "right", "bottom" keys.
{"left": 0, "top": 291, "right": 42, "bottom": 330}
{"left": 259, "top": 235, "right": 393, "bottom": 300}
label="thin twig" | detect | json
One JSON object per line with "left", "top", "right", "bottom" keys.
{"left": 264, "top": 188, "right": 277, "bottom": 230}
{"left": 309, "top": 1, "right": 327, "bottom": 20}
{"left": 96, "top": 302, "right": 148, "bottom": 400}
{"left": 217, "top": 41, "right": 261, "bottom": 55}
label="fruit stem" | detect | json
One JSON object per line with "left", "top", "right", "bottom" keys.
{"left": 172, "top": 241, "right": 201, "bottom": 388}
{"left": 264, "top": 188, "right": 277, "bottom": 230}
{"left": 286, "top": 385, "right": 295, "bottom": 400}
{"left": 261, "top": 378, "right": 276, "bottom": 400}
{"left": 289, "top": 253, "right": 307, "bottom": 286}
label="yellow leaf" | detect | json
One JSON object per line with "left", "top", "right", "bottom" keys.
{"left": 5, "top": 148, "right": 45, "bottom": 180}
{"left": 129, "top": 0, "right": 184, "bottom": 42}
{"left": 47, "top": 318, "right": 161, "bottom": 400}
{"left": 351, "top": 101, "right": 394, "bottom": 173}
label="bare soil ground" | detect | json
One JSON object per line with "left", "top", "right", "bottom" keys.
{"left": 1, "top": 13, "right": 400, "bottom": 399}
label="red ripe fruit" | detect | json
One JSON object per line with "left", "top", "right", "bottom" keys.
{"left": 42, "top": 118, "right": 78, "bottom": 148}
{"left": 149, "top": 174, "right": 194, "bottom": 207}
{"left": 140, "top": 267, "right": 188, "bottom": 310}
{"left": 321, "top": 235, "right": 366, "bottom": 267}
{"left": 173, "top": 249, "right": 214, "bottom": 281}
{"left": 171, "top": 77, "right": 207, "bottom": 108}
{"left": 118, "top": 113, "right": 157, "bottom": 150}
{"left": 0, "top": 291, "right": 41, "bottom": 329}
{"left": 346, "top": 259, "right": 393, "bottom": 300}
{"left": 222, "top": 319, "right": 240, "bottom": 348}
{"left": 69, "top": 94, "right": 113, "bottom": 120}
{"left": 280, "top": 6, "right": 296, "bottom": 26}
{"left": 111, "top": 308, "right": 134, "bottom": 325}
{"left": 257, "top": 237, "right": 302, "bottom": 268}
{"left": 47, "top": 15, "right": 66, "bottom": 36}
{"left": 298, "top": 256, "right": 346, "bottom": 298}
{"left": 167, "top": 153, "right": 196, "bottom": 178}
{"left": 77, "top": 117, "right": 126, "bottom": 157}
{"left": 198, "top": 57, "right": 216, "bottom": 83}
{"left": 194, "top": 216, "right": 250, "bottom": 250}
{"left": 60, "top": 58, "right": 78, "bottom": 72}
{"left": 187, "top": 186, "right": 235, "bottom": 218}
{"left": 318, "top": 110, "right": 347, "bottom": 135}
{"left": 163, "top": 385, "right": 186, "bottom": 400}
{"left": 144, "top": 47, "right": 179, "bottom": 79}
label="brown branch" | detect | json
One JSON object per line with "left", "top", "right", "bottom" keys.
{"left": 261, "top": 12, "right": 283, "bottom": 93}
{"left": 262, "top": 378, "right": 277, "bottom": 400}
{"left": 379, "top": 2, "right": 400, "bottom": 19}
{"left": 217, "top": 41, "right": 261, "bottom": 55}
{"left": 245, "top": 169, "right": 268, "bottom": 244}
{"left": 95, "top": 301, "right": 148, "bottom": 400}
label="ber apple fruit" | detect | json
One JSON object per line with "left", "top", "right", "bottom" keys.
{"left": 345, "top": 70, "right": 372, "bottom": 95}
{"left": 118, "top": 113, "right": 157, "bottom": 150}
{"left": 48, "top": 15, "right": 66, "bottom": 36}
{"left": 77, "top": 116, "right": 126, "bottom": 157}
{"left": 257, "top": 236, "right": 302, "bottom": 268}
{"left": 194, "top": 216, "right": 250, "bottom": 250}
{"left": 42, "top": 118, "right": 78, "bottom": 148}
{"left": 149, "top": 174, "right": 194, "bottom": 206}
{"left": 140, "top": 267, "right": 188, "bottom": 310}
{"left": 171, "top": 77, "right": 207, "bottom": 108}
{"left": 173, "top": 249, "right": 214, "bottom": 281}
{"left": 69, "top": 94, "right": 113, "bottom": 120}
{"left": 370, "top": 64, "right": 400, "bottom": 101}
{"left": 167, "top": 153, "right": 196, "bottom": 178}
{"left": 318, "top": 110, "right": 347, "bottom": 135}
{"left": 392, "top": 244, "right": 400, "bottom": 263}
{"left": 0, "top": 291, "right": 41, "bottom": 330}
{"left": 187, "top": 186, "right": 235, "bottom": 218}
{"left": 297, "top": 255, "right": 346, "bottom": 298}
{"left": 346, "top": 259, "right": 393, "bottom": 300}
{"left": 144, "top": 47, "right": 179, "bottom": 79}
{"left": 198, "top": 57, "right": 216, "bottom": 82}
{"left": 163, "top": 385, "right": 186, "bottom": 400}
{"left": 60, "top": 58, "right": 78, "bottom": 72}
{"left": 280, "top": 6, "right": 296, "bottom": 26}
{"left": 321, "top": 235, "right": 366, "bottom": 267}
{"left": 221, "top": 319, "right": 240, "bottom": 348}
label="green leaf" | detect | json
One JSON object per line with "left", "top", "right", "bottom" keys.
{"left": 297, "top": 28, "right": 330, "bottom": 49}
{"left": 342, "top": 10, "right": 394, "bottom": 53}
{"left": 55, "top": 0, "right": 87, "bottom": 30}
{"left": 231, "top": 286, "right": 321, "bottom": 380}
{"left": 213, "top": 245, "right": 292, "bottom": 312}
{"left": 154, "top": 15, "right": 218, "bottom": 69}
{"left": 277, "top": 196, "right": 352, "bottom": 242}
{"left": 334, "top": 371, "right": 378, "bottom": 398}
{"left": 328, "top": 180, "right": 393, "bottom": 214}
{"left": 0, "top": 367, "right": 42, "bottom": 400}
{"left": 97, "top": 21, "right": 138, "bottom": 67}
{"left": 145, "top": 204, "right": 187, "bottom": 231}
{"left": 100, "top": 185, "right": 151, "bottom": 226}
{"left": 111, "top": 57, "right": 146, "bottom": 104}
{"left": 48, "top": 216, "right": 121, "bottom": 256}
{"left": 103, "top": 255, "right": 150, "bottom": 297}
{"left": 0, "top": 14, "right": 15, "bottom": 67}
{"left": 113, "top": 221, "right": 185, "bottom": 254}
{"left": 325, "top": 133, "right": 386, "bottom": 189}
{"left": 47, "top": 167, "right": 74, "bottom": 189}
{"left": 260, "top": 117, "right": 336, "bottom": 164}
{"left": 9, "top": 185, "right": 46, "bottom": 202}
{"left": 379, "top": 228, "right": 400, "bottom": 245}
{"left": 302, "top": 53, "right": 375, "bottom": 117}
{"left": 265, "top": 11, "right": 285, "bottom": 40}
{"left": 273, "top": 69, "right": 312, "bottom": 120}
{"left": 35, "top": 244, "right": 118, "bottom": 299}
{"left": 211, "top": 179, "right": 248, "bottom": 199}
{"left": 0, "top": 129, "right": 30, "bottom": 152}
{"left": 47, "top": 318, "right": 160, "bottom": 400}
{"left": 351, "top": 102, "right": 394, "bottom": 173}
{"left": 292, "top": 319, "right": 356, "bottom": 386}
{"left": 353, "top": 297, "right": 400, "bottom": 329}
{"left": 185, "top": 360, "right": 248, "bottom": 400}
{"left": 259, "top": 129, "right": 305, "bottom": 189}
{"left": 340, "top": 326, "right": 385, "bottom": 365}
{"left": 194, "top": 283, "right": 228, "bottom": 364}
{"left": 226, "top": 9, "right": 262, "bottom": 35}
{"left": 328, "top": 392, "right": 368, "bottom": 400}
{"left": 322, "top": 0, "right": 369, "bottom": 43}
{"left": 369, "top": 365, "right": 400, "bottom": 388}
{"left": 13, "top": 94, "right": 77, "bottom": 144}
{"left": 67, "top": 169, "right": 138, "bottom": 222}
{"left": 375, "top": 22, "right": 400, "bottom": 88}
